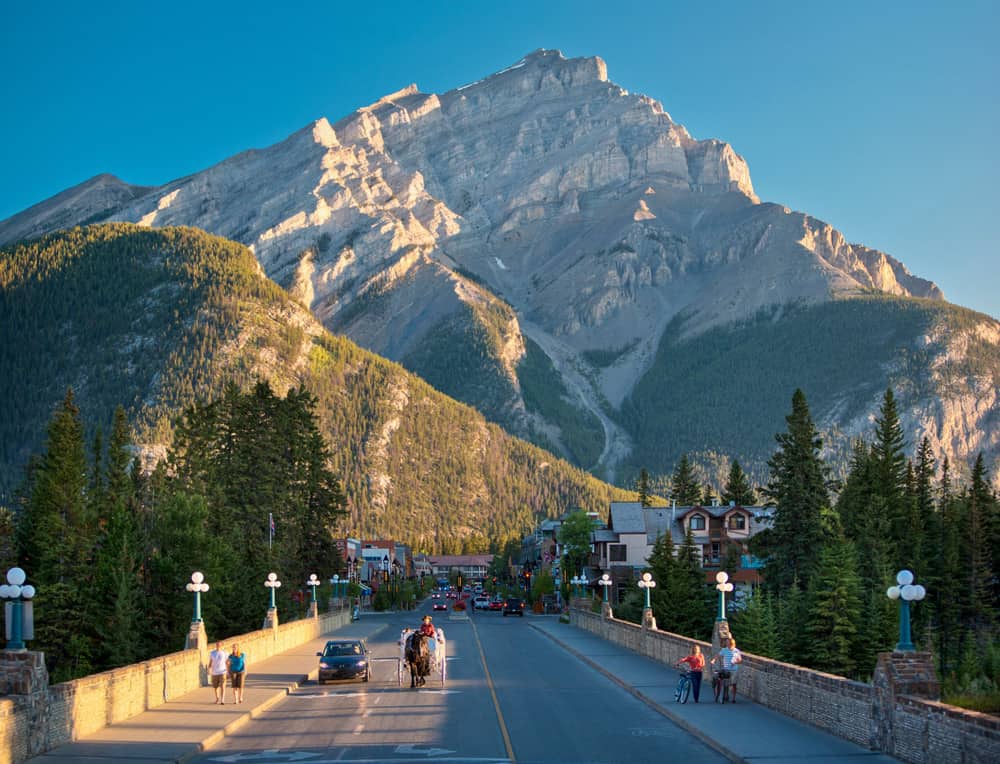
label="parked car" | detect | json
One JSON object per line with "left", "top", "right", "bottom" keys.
{"left": 503, "top": 597, "right": 525, "bottom": 617}
{"left": 473, "top": 595, "right": 491, "bottom": 610}
{"left": 317, "top": 639, "right": 370, "bottom": 683}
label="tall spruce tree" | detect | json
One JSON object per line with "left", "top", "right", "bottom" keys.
{"left": 671, "top": 454, "right": 702, "bottom": 506}
{"left": 636, "top": 468, "right": 651, "bottom": 508}
{"left": 761, "top": 389, "right": 830, "bottom": 594}
{"left": 722, "top": 461, "right": 757, "bottom": 506}
{"left": 806, "top": 534, "right": 863, "bottom": 677}
{"left": 732, "top": 589, "right": 779, "bottom": 658}
{"left": 870, "top": 389, "right": 912, "bottom": 569}
{"left": 15, "top": 389, "right": 97, "bottom": 679}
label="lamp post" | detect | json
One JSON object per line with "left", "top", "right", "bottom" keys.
{"left": 306, "top": 573, "right": 320, "bottom": 617}
{"left": 330, "top": 574, "right": 340, "bottom": 607}
{"left": 638, "top": 572, "right": 656, "bottom": 610}
{"left": 581, "top": 573, "right": 589, "bottom": 599}
{"left": 1, "top": 567, "right": 36, "bottom": 650}
{"left": 265, "top": 572, "right": 281, "bottom": 610}
{"left": 599, "top": 573, "right": 611, "bottom": 603}
{"left": 715, "top": 571, "right": 734, "bottom": 621}
{"left": 570, "top": 575, "right": 580, "bottom": 598}
{"left": 185, "top": 572, "right": 209, "bottom": 622}
{"left": 638, "top": 572, "right": 656, "bottom": 630}
{"left": 886, "top": 569, "right": 926, "bottom": 652}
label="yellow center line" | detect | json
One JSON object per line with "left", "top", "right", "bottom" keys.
{"left": 470, "top": 619, "right": 516, "bottom": 763}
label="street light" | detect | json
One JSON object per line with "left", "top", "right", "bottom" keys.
{"left": 307, "top": 574, "right": 320, "bottom": 604}
{"left": 581, "top": 573, "right": 589, "bottom": 598}
{"left": 265, "top": 572, "right": 282, "bottom": 610}
{"left": 185, "top": 572, "right": 209, "bottom": 623}
{"left": 598, "top": 573, "right": 612, "bottom": 603}
{"left": 886, "top": 569, "right": 927, "bottom": 652}
{"left": 331, "top": 574, "right": 341, "bottom": 601}
{"left": 0, "top": 567, "right": 36, "bottom": 650}
{"left": 715, "top": 571, "right": 734, "bottom": 621}
{"left": 638, "top": 572, "right": 656, "bottom": 610}
{"left": 570, "top": 575, "right": 581, "bottom": 598}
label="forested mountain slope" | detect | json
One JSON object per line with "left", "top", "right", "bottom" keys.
{"left": 0, "top": 224, "right": 631, "bottom": 545}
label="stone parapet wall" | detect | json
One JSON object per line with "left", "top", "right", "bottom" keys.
{"left": 570, "top": 609, "right": 999, "bottom": 764}
{"left": 0, "top": 607, "right": 351, "bottom": 764}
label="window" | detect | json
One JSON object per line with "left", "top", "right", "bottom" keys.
{"left": 690, "top": 514, "right": 706, "bottom": 531}
{"left": 728, "top": 514, "right": 746, "bottom": 530}
{"left": 609, "top": 544, "right": 627, "bottom": 562}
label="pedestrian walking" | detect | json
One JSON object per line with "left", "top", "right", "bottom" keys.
{"left": 710, "top": 637, "right": 742, "bottom": 702}
{"left": 227, "top": 644, "right": 247, "bottom": 704}
{"left": 674, "top": 643, "right": 706, "bottom": 702}
{"left": 208, "top": 641, "right": 228, "bottom": 704}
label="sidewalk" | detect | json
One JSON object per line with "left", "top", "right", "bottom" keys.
{"left": 530, "top": 618, "right": 901, "bottom": 764}
{"left": 26, "top": 618, "right": 390, "bottom": 764}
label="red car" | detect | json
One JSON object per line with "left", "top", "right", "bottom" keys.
{"left": 433, "top": 600, "right": 448, "bottom": 611}
{"left": 489, "top": 598, "right": 503, "bottom": 611}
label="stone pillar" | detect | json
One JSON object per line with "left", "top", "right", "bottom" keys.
{"left": 0, "top": 650, "right": 50, "bottom": 760}
{"left": 262, "top": 608, "right": 279, "bottom": 631}
{"left": 601, "top": 601, "right": 613, "bottom": 620}
{"left": 711, "top": 618, "right": 732, "bottom": 655}
{"left": 307, "top": 601, "right": 318, "bottom": 619}
{"left": 872, "top": 651, "right": 940, "bottom": 756}
{"left": 184, "top": 620, "right": 207, "bottom": 654}
{"left": 641, "top": 608, "right": 657, "bottom": 631}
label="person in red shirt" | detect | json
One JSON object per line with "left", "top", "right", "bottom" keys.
{"left": 675, "top": 644, "right": 706, "bottom": 702}
{"left": 419, "top": 615, "right": 436, "bottom": 637}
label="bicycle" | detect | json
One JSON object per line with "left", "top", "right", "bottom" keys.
{"left": 673, "top": 668, "right": 692, "bottom": 704}
{"left": 712, "top": 669, "right": 731, "bottom": 703}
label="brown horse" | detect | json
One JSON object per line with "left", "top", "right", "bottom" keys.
{"left": 405, "top": 631, "right": 431, "bottom": 687}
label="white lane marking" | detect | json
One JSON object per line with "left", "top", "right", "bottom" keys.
{"left": 394, "top": 743, "right": 456, "bottom": 756}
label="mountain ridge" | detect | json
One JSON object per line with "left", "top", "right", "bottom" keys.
{"left": 1, "top": 49, "right": 993, "bottom": 486}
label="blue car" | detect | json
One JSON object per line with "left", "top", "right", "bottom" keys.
{"left": 317, "top": 639, "right": 371, "bottom": 683}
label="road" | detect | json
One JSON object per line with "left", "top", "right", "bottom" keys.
{"left": 189, "top": 605, "right": 727, "bottom": 764}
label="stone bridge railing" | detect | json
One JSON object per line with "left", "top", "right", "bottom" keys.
{"left": 571, "top": 608, "right": 999, "bottom": 764}
{"left": 0, "top": 607, "right": 352, "bottom": 764}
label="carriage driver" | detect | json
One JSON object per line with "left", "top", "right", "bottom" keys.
{"left": 419, "top": 614, "right": 435, "bottom": 637}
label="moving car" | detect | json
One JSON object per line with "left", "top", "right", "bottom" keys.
{"left": 317, "top": 639, "right": 370, "bottom": 683}
{"left": 502, "top": 597, "right": 525, "bottom": 617}
{"left": 473, "top": 595, "right": 491, "bottom": 610}
{"left": 489, "top": 597, "right": 503, "bottom": 611}
{"left": 433, "top": 598, "right": 448, "bottom": 611}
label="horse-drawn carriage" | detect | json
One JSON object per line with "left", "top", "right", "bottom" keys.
{"left": 398, "top": 627, "right": 446, "bottom": 687}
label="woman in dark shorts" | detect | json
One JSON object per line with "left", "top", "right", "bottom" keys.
{"left": 227, "top": 644, "right": 247, "bottom": 704}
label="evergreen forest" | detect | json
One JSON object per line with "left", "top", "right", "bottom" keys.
{"left": 615, "top": 388, "right": 1000, "bottom": 711}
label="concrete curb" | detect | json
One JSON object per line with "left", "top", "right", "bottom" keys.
{"left": 530, "top": 622, "right": 748, "bottom": 764}
{"left": 176, "top": 622, "right": 389, "bottom": 764}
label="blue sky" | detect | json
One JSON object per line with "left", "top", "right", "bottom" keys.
{"left": 3, "top": 0, "right": 997, "bottom": 318}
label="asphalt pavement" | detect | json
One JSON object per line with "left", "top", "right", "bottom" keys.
{"left": 530, "top": 617, "right": 900, "bottom": 764}
{"left": 22, "top": 609, "right": 900, "bottom": 764}
{"left": 24, "top": 617, "right": 391, "bottom": 764}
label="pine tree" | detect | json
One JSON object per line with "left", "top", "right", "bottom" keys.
{"left": 776, "top": 577, "right": 808, "bottom": 664}
{"left": 636, "top": 468, "right": 651, "bottom": 508}
{"left": 671, "top": 454, "right": 702, "bottom": 506}
{"left": 647, "top": 531, "right": 678, "bottom": 629}
{"left": 761, "top": 389, "right": 830, "bottom": 594}
{"left": 964, "top": 454, "right": 994, "bottom": 631}
{"left": 870, "top": 389, "right": 911, "bottom": 568}
{"left": 733, "top": 589, "right": 779, "bottom": 658}
{"left": 721, "top": 460, "right": 757, "bottom": 506}
{"left": 14, "top": 390, "right": 98, "bottom": 679}
{"left": 670, "top": 525, "right": 712, "bottom": 639}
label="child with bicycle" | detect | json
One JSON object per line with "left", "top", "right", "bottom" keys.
{"left": 674, "top": 643, "right": 705, "bottom": 702}
{"left": 711, "top": 637, "right": 742, "bottom": 702}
